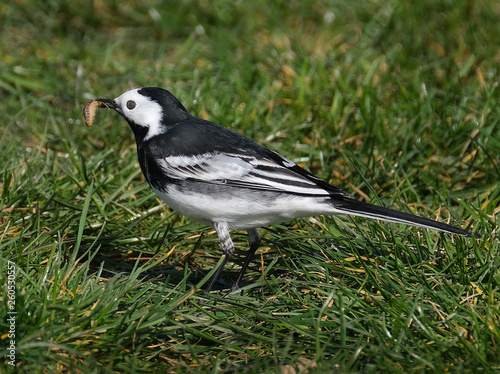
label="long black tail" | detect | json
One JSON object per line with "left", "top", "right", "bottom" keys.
{"left": 334, "top": 197, "right": 479, "bottom": 238}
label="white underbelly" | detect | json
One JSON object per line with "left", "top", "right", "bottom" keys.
{"left": 152, "top": 185, "right": 338, "bottom": 230}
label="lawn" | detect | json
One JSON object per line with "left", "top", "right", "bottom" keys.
{"left": 1, "top": 0, "right": 499, "bottom": 372}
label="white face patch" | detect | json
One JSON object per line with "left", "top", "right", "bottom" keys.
{"left": 114, "top": 88, "right": 164, "bottom": 139}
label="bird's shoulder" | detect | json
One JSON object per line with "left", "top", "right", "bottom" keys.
{"left": 144, "top": 117, "right": 262, "bottom": 158}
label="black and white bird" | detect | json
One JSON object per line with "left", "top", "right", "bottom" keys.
{"left": 89, "top": 87, "right": 479, "bottom": 292}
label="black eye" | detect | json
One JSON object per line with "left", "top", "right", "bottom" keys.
{"left": 126, "top": 100, "right": 136, "bottom": 110}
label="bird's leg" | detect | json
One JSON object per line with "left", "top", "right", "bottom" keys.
{"left": 232, "top": 228, "right": 261, "bottom": 291}
{"left": 205, "top": 222, "right": 234, "bottom": 293}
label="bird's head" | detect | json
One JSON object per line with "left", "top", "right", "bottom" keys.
{"left": 87, "top": 87, "right": 190, "bottom": 141}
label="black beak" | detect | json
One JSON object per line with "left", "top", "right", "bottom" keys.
{"left": 95, "top": 98, "right": 118, "bottom": 111}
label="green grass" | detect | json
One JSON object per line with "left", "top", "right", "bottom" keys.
{"left": 1, "top": 0, "right": 499, "bottom": 372}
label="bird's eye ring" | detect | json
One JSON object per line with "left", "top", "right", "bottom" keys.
{"left": 126, "top": 100, "right": 136, "bottom": 110}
